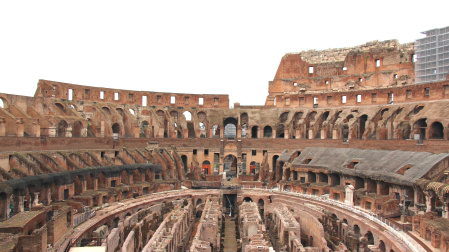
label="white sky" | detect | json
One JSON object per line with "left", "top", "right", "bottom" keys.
{"left": 0, "top": 1, "right": 448, "bottom": 106}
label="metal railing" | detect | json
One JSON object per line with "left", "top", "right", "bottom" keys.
{"left": 241, "top": 185, "right": 426, "bottom": 252}
{"left": 73, "top": 209, "right": 96, "bottom": 228}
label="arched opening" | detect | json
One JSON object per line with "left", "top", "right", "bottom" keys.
{"left": 353, "top": 225, "right": 360, "bottom": 237}
{"left": 196, "top": 198, "right": 202, "bottom": 206}
{"left": 0, "top": 192, "right": 7, "bottom": 220}
{"left": 199, "top": 122, "right": 206, "bottom": 138}
{"left": 102, "top": 107, "right": 110, "bottom": 115}
{"left": 224, "top": 154, "right": 237, "bottom": 176}
{"left": 355, "top": 177, "right": 365, "bottom": 190}
{"left": 240, "top": 113, "right": 248, "bottom": 125}
{"left": 223, "top": 117, "right": 238, "bottom": 138}
{"left": 272, "top": 155, "right": 279, "bottom": 173}
{"left": 57, "top": 120, "right": 68, "bottom": 137}
{"left": 379, "top": 240, "right": 386, "bottom": 252}
{"left": 243, "top": 197, "right": 253, "bottom": 202}
{"left": 397, "top": 122, "right": 411, "bottom": 139}
{"left": 140, "top": 121, "right": 149, "bottom": 138}
{"left": 414, "top": 118, "right": 427, "bottom": 140}
{"left": 112, "top": 217, "right": 120, "bottom": 229}
{"left": 364, "top": 231, "right": 374, "bottom": 245}
{"left": 212, "top": 125, "right": 220, "bottom": 138}
{"left": 184, "top": 111, "right": 195, "bottom": 138}
{"left": 181, "top": 155, "right": 188, "bottom": 173}
{"left": 112, "top": 123, "right": 120, "bottom": 136}
{"left": 202, "top": 160, "right": 210, "bottom": 175}
{"left": 342, "top": 124, "right": 349, "bottom": 140}
{"left": 277, "top": 125, "right": 285, "bottom": 138}
{"left": 251, "top": 126, "right": 258, "bottom": 138}
{"left": 358, "top": 115, "right": 368, "bottom": 139}
{"left": 86, "top": 119, "right": 96, "bottom": 137}
{"left": 128, "top": 108, "right": 135, "bottom": 116}
{"left": 429, "top": 121, "right": 444, "bottom": 139}
{"left": 250, "top": 161, "right": 256, "bottom": 175}
{"left": 263, "top": 126, "right": 272, "bottom": 138}
{"left": 72, "top": 121, "right": 83, "bottom": 137}
{"left": 55, "top": 103, "right": 65, "bottom": 112}
{"left": 280, "top": 112, "right": 289, "bottom": 123}
{"left": 0, "top": 97, "right": 6, "bottom": 108}
{"left": 116, "top": 108, "right": 124, "bottom": 117}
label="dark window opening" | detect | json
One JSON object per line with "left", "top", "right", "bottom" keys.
{"left": 204, "top": 149, "right": 209, "bottom": 155}
{"left": 252, "top": 150, "right": 256, "bottom": 156}
{"left": 111, "top": 180, "right": 116, "bottom": 187}
{"left": 193, "top": 149, "right": 197, "bottom": 155}
{"left": 114, "top": 151, "right": 119, "bottom": 157}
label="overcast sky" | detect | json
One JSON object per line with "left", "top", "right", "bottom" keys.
{"left": 0, "top": 1, "right": 448, "bottom": 106}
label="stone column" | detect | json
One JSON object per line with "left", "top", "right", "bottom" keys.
{"left": 425, "top": 192, "right": 433, "bottom": 213}
{"left": 65, "top": 126, "right": 72, "bottom": 137}
{"left": 321, "top": 129, "right": 326, "bottom": 139}
{"left": 284, "top": 128, "right": 289, "bottom": 139}
{"left": 16, "top": 118, "right": 24, "bottom": 137}
{"left": 33, "top": 192, "right": 40, "bottom": 207}
{"left": 345, "top": 185, "right": 354, "bottom": 206}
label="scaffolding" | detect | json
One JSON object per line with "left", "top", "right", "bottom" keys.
{"left": 415, "top": 25, "right": 449, "bottom": 84}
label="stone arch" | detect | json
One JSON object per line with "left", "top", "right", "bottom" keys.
{"left": 140, "top": 120, "right": 149, "bottom": 138}
{"left": 112, "top": 123, "right": 120, "bottom": 134}
{"left": 280, "top": 111, "right": 289, "bottom": 123}
{"left": 196, "top": 198, "right": 203, "bottom": 206}
{"left": 353, "top": 224, "right": 361, "bottom": 237}
{"left": 116, "top": 108, "right": 124, "bottom": 117}
{"left": 0, "top": 96, "right": 7, "bottom": 108}
{"left": 358, "top": 114, "right": 368, "bottom": 139}
{"left": 223, "top": 117, "right": 237, "bottom": 138}
{"left": 429, "top": 121, "right": 444, "bottom": 139}
{"left": 184, "top": 111, "right": 195, "bottom": 138}
{"left": 102, "top": 107, "right": 111, "bottom": 115}
{"left": 243, "top": 197, "right": 253, "bottom": 202}
{"left": 181, "top": 155, "right": 188, "bottom": 173}
{"left": 202, "top": 160, "right": 211, "bottom": 175}
{"left": 197, "top": 111, "right": 207, "bottom": 122}
{"left": 199, "top": 122, "right": 206, "bottom": 138}
{"left": 413, "top": 118, "right": 427, "bottom": 140}
{"left": 251, "top": 126, "right": 258, "bottom": 138}
{"left": 379, "top": 240, "right": 386, "bottom": 252}
{"left": 86, "top": 173, "right": 95, "bottom": 190}
{"left": 240, "top": 113, "right": 248, "bottom": 125}
{"left": 364, "top": 231, "right": 374, "bottom": 245}
{"left": 397, "top": 122, "right": 411, "bottom": 140}
{"left": 55, "top": 103, "right": 65, "bottom": 112}
{"left": 170, "top": 110, "right": 179, "bottom": 119}
{"left": 263, "top": 126, "right": 272, "bottom": 138}
{"left": 57, "top": 120, "right": 68, "bottom": 137}
{"left": 212, "top": 124, "right": 220, "bottom": 138}
{"left": 112, "top": 217, "right": 120, "bottom": 229}
{"left": 87, "top": 119, "right": 96, "bottom": 137}
{"left": 72, "top": 121, "right": 83, "bottom": 137}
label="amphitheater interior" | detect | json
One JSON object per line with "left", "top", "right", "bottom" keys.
{"left": 1, "top": 38, "right": 449, "bottom": 252}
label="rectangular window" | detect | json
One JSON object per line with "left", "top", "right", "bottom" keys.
{"left": 157, "top": 95, "right": 162, "bottom": 103}
{"left": 356, "top": 95, "right": 361, "bottom": 103}
{"left": 309, "top": 66, "right": 314, "bottom": 74}
{"left": 424, "top": 88, "right": 430, "bottom": 97}
{"left": 359, "top": 78, "right": 363, "bottom": 82}
{"left": 142, "top": 96, "right": 147, "bottom": 106}
{"left": 327, "top": 96, "right": 332, "bottom": 105}
{"left": 372, "top": 93, "right": 377, "bottom": 103}
{"left": 100, "top": 91, "right": 105, "bottom": 100}
{"left": 204, "top": 149, "right": 209, "bottom": 155}
{"left": 343, "top": 67, "right": 347, "bottom": 71}
{"left": 313, "top": 97, "right": 318, "bottom": 105}
{"left": 406, "top": 90, "right": 412, "bottom": 99}
{"left": 252, "top": 150, "right": 256, "bottom": 156}
{"left": 285, "top": 97, "right": 290, "bottom": 106}
{"left": 394, "top": 74, "right": 398, "bottom": 79}
{"left": 68, "top": 89, "right": 73, "bottom": 100}
{"left": 170, "top": 96, "right": 175, "bottom": 104}
{"left": 412, "top": 54, "right": 417, "bottom": 62}
{"left": 214, "top": 97, "right": 219, "bottom": 105}
{"left": 199, "top": 97, "right": 204, "bottom": 105}
{"left": 293, "top": 82, "right": 297, "bottom": 86}
{"left": 299, "top": 97, "right": 305, "bottom": 105}
{"left": 128, "top": 93, "right": 133, "bottom": 100}
{"left": 388, "top": 93, "right": 394, "bottom": 103}
{"left": 185, "top": 96, "right": 190, "bottom": 103}
{"left": 242, "top": 154, "right": 247, "bottom": 162}
{"left": 375, "top": 59, "right": 381, "bottom": 67}
{"left": 341, "top": 95, "right": 347, "bottom": 104}
{"left": 114, "top": 92, "right": 119, "bottom": 101}
{"left": 325, "top": 80, "right": 329, "bottom": 85}
{"left": 193, "top": 149, "right": 197, "bottom": 155}
{"left": 85, "top": 89, "right": 90, "bottom": 95}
